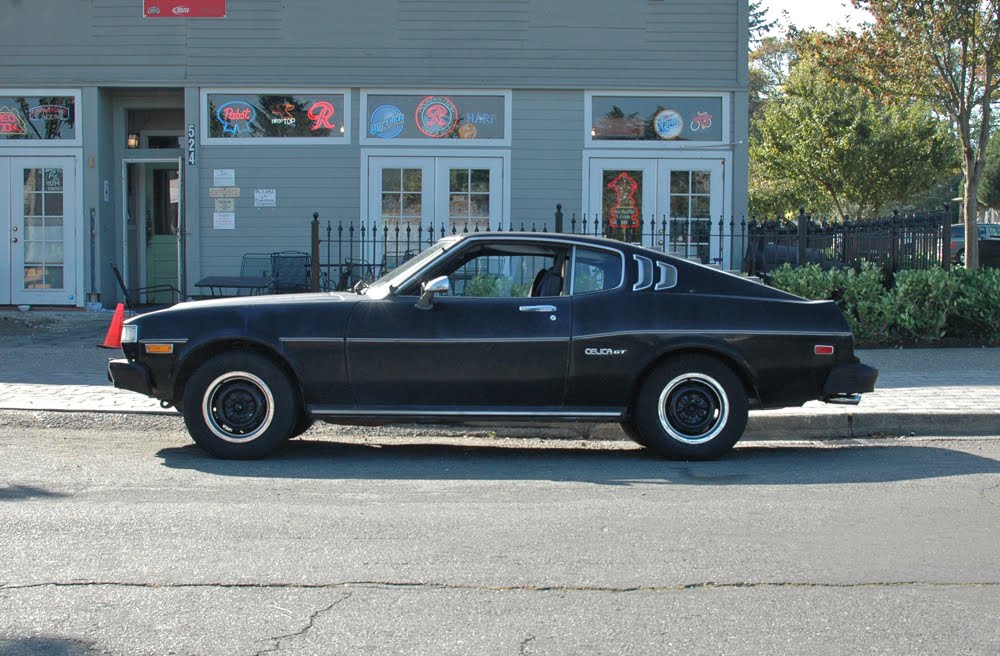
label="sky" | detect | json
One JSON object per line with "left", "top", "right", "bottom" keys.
{"left": 763, "top": 0, "right": 872, "bottom": 31}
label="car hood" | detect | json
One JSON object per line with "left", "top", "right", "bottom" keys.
{"left": 124, "top": 291, "right": 364, "bottom": 343}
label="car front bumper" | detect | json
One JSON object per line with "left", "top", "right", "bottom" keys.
{"left": 107, "top": 358, "right": 153, "bottom": 397}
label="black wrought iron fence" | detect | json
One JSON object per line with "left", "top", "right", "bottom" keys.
{"left": 307, "top": 208, "right": 951, "bottom": 292}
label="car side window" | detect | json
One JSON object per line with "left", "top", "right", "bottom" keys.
{"left": 409, "top": 244, "right": 571, "bottom": 298}
{"left": 572, "top": 247, "right": 622, "bottom": 294}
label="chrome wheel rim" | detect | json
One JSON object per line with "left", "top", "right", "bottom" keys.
{"left": 657, "top": 373, "right": 729, "bottom": 445}
{"left": 202, "top": 371, "right": 275, "bottom": 443}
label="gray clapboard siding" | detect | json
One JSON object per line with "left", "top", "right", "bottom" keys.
{"left": 509, "top": 90, "right": 584, "bottom": 226}
{"left": 2, "top": 0, "right": 744, "bottom": 90}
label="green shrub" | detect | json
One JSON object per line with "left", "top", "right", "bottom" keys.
{"left": 892, "top": 268, "right": 958, "bottom": 341}
{"left": 841, "top": 263, "right": 894, "bottom": 344}
{"left": 768, "top": 264, "right": 1000, "bottom": 345}
{"left": 945, "top": 267, "right": 1000, "bottom": 340}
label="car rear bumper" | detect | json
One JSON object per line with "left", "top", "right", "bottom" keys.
{"left": 822, "top": 362, "right": 878, "bottom": 398}
{"left": 107, "top": 358, "right": 153, "bottom": 397}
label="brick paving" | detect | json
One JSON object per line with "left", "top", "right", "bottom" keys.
{"left": 1, "top": 310, "right": 998, "bottom": 437}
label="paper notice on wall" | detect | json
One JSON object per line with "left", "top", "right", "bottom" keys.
{"left": 254, "top": 189, "right": 277, "bottom": 207}
{"left": 213, "top": 212, "right": 236, "bottom": 230}
{"left": 213, "top": 169, "right": 236, "bottom": 186}
{"left": 214, "top": 198, "right": 236, "bottom": 212}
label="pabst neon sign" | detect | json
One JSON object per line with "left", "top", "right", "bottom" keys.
{"left": 216, "top": 101, "right": 256, "bottom": 135}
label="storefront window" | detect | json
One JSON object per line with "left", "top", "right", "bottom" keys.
{"left": 591, "top": 95, "right": 724, "bottom": 143}
{"left": 204, "top": 91, "right": 347, "bottom": 141}
{"left": 363, "top": 92, "right": 508, "bottom": 144}
{"left": 449, "top": 168, "right": 490, "bottom": 231}
{"left": 0, "top": 96, "right": 76, "bottom": 142}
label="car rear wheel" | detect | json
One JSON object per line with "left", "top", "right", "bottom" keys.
{"left": 632, "top": 355, "right": 748, "bottom": 460}
{"left": 182, "top": 352, "right": 298, "bottom": 459}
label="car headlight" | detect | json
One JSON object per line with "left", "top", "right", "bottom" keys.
{"left": 121, "top": 324, "right": 139, "bottom": 344}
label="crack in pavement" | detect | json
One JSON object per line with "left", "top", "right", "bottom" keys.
{"left": 2, "top": 580, "right": 999, "bottom": 593}
{"left": 981, "top": 480, "right": 1000, "bottom": 511}
{"left": 519, "top": 634, "right": 537, "bottom": 655}
{"left": 254, "top": 592, "right": 352, "bottom": 656}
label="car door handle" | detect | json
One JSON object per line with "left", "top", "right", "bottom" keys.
{"left": 519, "top": 305, "right": 556, "bottom": 313}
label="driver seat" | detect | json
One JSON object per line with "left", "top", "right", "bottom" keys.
{"left": 530, "top": 253, "right": 566, "bottom": 297}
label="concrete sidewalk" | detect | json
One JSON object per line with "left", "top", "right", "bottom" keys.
{"left": 1, "top": 309, "right": 998, "bottom": 439}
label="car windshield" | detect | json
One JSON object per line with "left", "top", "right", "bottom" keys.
{"left": 364, "top": 235, "right": 463, "bottom": 299}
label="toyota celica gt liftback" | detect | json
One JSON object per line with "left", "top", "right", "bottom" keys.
{"left": 109, "top": 232, "right": 878, "bottom": 460}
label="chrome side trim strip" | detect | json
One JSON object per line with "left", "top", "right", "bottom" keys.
{"left": 574, "top": 329, "right": 854, "bottom": 340}
{"left": 348, "top": 337, "right": 570, "bottom": 344}
{"left": 138, "top": 338, "right": 188, "bottom": 344}
{"left": 279, "top": 337, "right": 344, "bottom": 344}
{"left": 312, "top": 409, "right": 622, "bottom": 418}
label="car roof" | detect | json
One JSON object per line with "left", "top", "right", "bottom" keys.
{"left": 452, "top": 230, "right": 649, "bottom": 255}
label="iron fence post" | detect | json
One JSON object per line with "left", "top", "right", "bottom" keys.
{"left": 555, "top": 204, "right": 563, "bottom": 233}
{"left": 797, "top": 208, "right": 807, "bottom": 266}
{"left": 310, "top": 212, "right": 320, "bottom": 292}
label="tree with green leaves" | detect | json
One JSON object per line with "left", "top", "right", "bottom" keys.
{"left": 751, "top": 49, "right": 958, "bottom": 220}
{"left": 821, "top": 0, "right": 1000, "bottom": 268}
{"left": 749, "top": 0, "right": 777, "bottom": 44}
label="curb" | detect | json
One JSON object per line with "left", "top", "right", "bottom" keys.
{"left": 1, "top": 408, "right": 996, "bottom": 441}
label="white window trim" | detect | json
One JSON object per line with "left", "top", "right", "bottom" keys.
{"left": 0, "top": 89, "right": 82, "bottom": 148}
{"left": 360, "top": 89, "right": 512, "bottom": 147}
{"left": 360, "top": 148, "right": 512, "bottom": 231}
{"left": 199, "top": 87, "right": 352, "bottom": 146}
{"left": 584, "top": 90, "right": 730, "bottom": 149}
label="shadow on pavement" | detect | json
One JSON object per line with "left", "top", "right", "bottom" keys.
{"left": 0, "top": 485, "right": 70, "bottom": 502}
{"left": 156, "top": 439, "right": 1000, "bottom": 487}
{"left": 0, "top": 637, "right": 96, "bottom": 656}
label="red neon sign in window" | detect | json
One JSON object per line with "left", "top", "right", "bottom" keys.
{"left": 607, "top": 171, "right": 640, "bottom": 229}
{"left": 307, "top": 101, "right": 336, "bottom": 131}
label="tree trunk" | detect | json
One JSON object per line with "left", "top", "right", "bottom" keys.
{"left": 963, "top": 168, "right": 980, "bottom": 270}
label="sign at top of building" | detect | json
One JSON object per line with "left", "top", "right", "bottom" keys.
{"left": 143, "top": 0, "right": 226, "bottom": 18}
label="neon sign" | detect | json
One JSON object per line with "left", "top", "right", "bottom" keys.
{"left": 690, "top": 112, "right": 713, "bottom": 132}
{"left": 29, "top": 105, "right": 71, "bottom": 121}
{"left": 607, "top": 171, "right": 640, "bottom": 229}
{"left": 416, "top": 96, "right": 458, "bottom": 138}
{"left": 307, "top": 101, "right": 336, "bottom": 131}
{"left": 216, "top": 101, "right": 256, "bottom": 135}
{"left": 370, "top": 104, "right": 404, "bottom": 139}
{"left": 654, "top": 109, "right": 684, "bottom": 140}
{"left": 270, "top": 102, "right": 296, "bottom": 126}
{"left": 0, "top": 107, "right": 27, "bottom": 135}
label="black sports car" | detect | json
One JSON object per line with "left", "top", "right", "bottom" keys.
{"left": 108, "top": 232, "right": 877, "bottom": 460}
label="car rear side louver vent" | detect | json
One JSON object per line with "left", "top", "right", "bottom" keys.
{"left": 633, "top": 255, "right": 654, "bottom": 291}
{"left": 655, "top": 262, "right": 678, "bottom": 290}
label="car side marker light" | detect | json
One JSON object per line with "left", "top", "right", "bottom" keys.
{"left": 814, "top": 345, "right": 835, "bottom": 355}
{"left": 145, "top": 344, "right": 174, "bottom": 354}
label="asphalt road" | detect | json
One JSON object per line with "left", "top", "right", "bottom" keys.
{"left": 1, "top": 426, "right": 999, "bottom": 655}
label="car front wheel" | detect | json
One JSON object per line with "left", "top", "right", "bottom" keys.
{"left": 632, "top": 355, "right": 748, "bottom": 460}
{"left": 182, "top": 352, "right": 298, "bottom": 459}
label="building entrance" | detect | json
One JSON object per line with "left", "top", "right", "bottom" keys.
{"left": 1, "top": 156, "right": 78, "bottom": 306}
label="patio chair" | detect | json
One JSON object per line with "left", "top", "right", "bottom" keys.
{"left": 110, "top": 262, "right": 180, "bottom": 314}
{"left": 270, "top": 250, "right": 311, "bottom": 293}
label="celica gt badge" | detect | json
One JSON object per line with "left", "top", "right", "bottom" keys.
{"left": 585, "top": 348, "right": 627, "bottom": 357}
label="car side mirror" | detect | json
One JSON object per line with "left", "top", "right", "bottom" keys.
{"left": 415, "top": 275, "right": 450, "bottom": 310}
